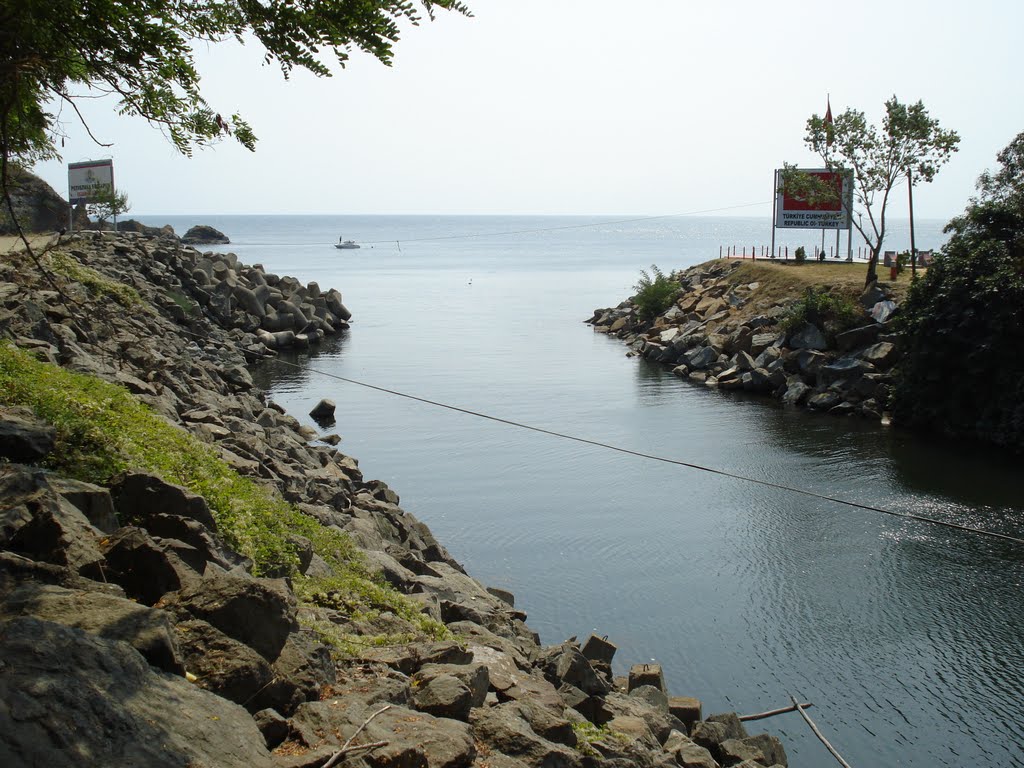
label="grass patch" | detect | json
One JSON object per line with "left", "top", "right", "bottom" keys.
{"left": 165, "top": 289, "right": 199, "bottom": 316}
{"left": 572, "top": 722, "right": 631, "bottom": 756}
{"left": 726, "top": 259, "right": 918, "bottom": 303}
{"left": 46, "top": 250, "right": 145, "bottom": 308}
{"left": 0, "top": 343, "right": 449, "bottom": 650}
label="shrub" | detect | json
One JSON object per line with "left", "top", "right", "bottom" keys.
{"left": 893, "top": 132, "right": 1024, "bottom": 451}
{"left": 781, "top": 286, "right": 864, "bottom": 337}
{"left": 794, "top": 246, "right": 807, "bottom": 263}
{"left": 632, "top": 264, "right": 679, "bottom": 321}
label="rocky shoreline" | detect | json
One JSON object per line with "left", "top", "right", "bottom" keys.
{"left": 588, "top": 259, "right": 904, "bottom": 420}
{"left": 1, "top": 232, "right": 789, "bottom": 768}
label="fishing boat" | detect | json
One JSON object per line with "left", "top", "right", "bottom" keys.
{"left": 335, "top": 236, "right": 361, "bottom": 249}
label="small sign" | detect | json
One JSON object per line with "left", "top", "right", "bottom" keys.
{"left": 68, "top": 159, "right": 114, "bottom": 206}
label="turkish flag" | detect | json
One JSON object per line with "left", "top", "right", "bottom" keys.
{"left": 825, "top": 97, "right": 834, "bottom": 147}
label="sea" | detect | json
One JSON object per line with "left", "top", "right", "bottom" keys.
{"left": 139, "top": 214, "right": 1024, "bottom": 768}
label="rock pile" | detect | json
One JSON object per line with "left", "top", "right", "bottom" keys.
{"left": 0, "top": 233, "right": 789, "bottom": 768}
{"left": 588, "top": 260, "right": 903, "bottom": 420}
{"left": 52, "top": 230, "right": 351, "bottom": 353}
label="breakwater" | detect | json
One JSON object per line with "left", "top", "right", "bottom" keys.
{"left": 587, "top": 259, "right": 902, "bottom": 419}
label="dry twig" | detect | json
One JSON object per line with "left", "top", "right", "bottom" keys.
{"left": 739, "top": 701, "right": 814, "bottom": 722}
{"left": 789, "top": 694, "right": 852, "bottom": 768}
{"left": 321, "top": 704, "right": 392, "bottom": 768}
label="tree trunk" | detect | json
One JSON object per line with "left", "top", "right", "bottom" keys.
{"left": 865, "top": 246, "right": 880, "bottom": 286}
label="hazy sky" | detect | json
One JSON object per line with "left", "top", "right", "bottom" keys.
{"left": 31, "top": 0, "right": 1024, "bottom": 219}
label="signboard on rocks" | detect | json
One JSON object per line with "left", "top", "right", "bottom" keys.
{"left": 774, "top": 168, "right": 853, "bottom": 229}
{"left": 68, "top": 159, "right": 114, "bottom": 206}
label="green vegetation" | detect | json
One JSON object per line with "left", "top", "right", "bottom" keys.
{"left": 781, "top": 286, "right": 863, "bottom": 338}
{"left": 165, "top": 289, "right": 200, "bottom": 317}
{"left": 783, "top": 96, "right": 959, "bottom": 285}
{"left": 46, "top": 251, "right": 144, "bottom": 308}
{"left": 794, "top": 246, "right": 807, "bottom": 263}
{"left": 633, "top": 264, "right": 679, "bottom": 322}
{"left": 0, "top": 343, "right": 448, "bottom": 648}
{"left": 893, "top": 132, "right": 1024, "bottom": 452}
{"left": 1, "top": 0, "right": 470, "bottom": 167}
{"left": 572, "top": 722, "right": 631, "bottom": 757}
{"left": 86, "top": 185, "right": 131, "bottom": 229}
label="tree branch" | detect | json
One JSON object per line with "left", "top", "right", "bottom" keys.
{"left": 321, "top": 704, "right": 392, "bottom": 768}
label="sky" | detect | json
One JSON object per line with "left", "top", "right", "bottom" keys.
{"left": 30, "top": 0, "right": 1024, "bottom": 219}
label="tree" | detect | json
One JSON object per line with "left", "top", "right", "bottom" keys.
{"left": 892, "top": 131, "right": 1024, "bottom": 452}
{"left": 86, "top": 184, "right": 130, "bottom": 229}
{"left": 1, "top": 0, "right": 470, "bottom": 162}
{"left": 782, "top": 97, "right": 960, "bottom": 286}
{"left": 0, "top": 0, "right": 470, "bottom": 234}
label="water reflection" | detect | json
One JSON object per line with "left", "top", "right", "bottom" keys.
{"left": 249, "top": 333, "right": 348, "bottom": 393}
{"left": 633, "top": 355, "right": 1024, "bottom": 525}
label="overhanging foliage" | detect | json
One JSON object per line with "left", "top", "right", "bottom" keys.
{"left": 893, "top": 132, "right": 1024, "bottom": 451}
{"left": 0, "top": 0, "right": 471, "bottom": 165}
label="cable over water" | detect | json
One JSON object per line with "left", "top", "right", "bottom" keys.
{"left": 264, "top": 356, "right": 1024, "bottom": 548}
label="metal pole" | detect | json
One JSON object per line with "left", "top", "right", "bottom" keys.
{"left": 771, "top": 169, "right": 778, "bottom": 259}
{"left": 907, "top": 168, "right": 918, "bottom": 279}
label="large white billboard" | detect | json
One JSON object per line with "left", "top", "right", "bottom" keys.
{"left": 68, "top": 160, "right": 114, "bottom": 206}
{"left": 775, "top": 168, "right": 853, "bottom": 229}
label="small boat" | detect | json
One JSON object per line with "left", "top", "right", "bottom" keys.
{"left": 335, "top": 236, "right": 361, "bottom": 249}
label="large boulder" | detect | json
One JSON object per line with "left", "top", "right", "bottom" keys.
{"left": 181, "top": 225, "right": 230, "bottom": 245}
{"left": 110, "top": 472, "right": 218, "bottom": 532}
{"left": 685, "top": 345, "right": 720, "bottom": 371}
{"left": 860, "top": 341, "right": 899, "bottom": 368}
{"left": 411, "top": 663, "right": 489, "bottom": 720}
{"left": 0, "top": 582, "right": 183, "bottom": 674}
{"left": 0, "top": 617, "right": 275, "bottom": 768}
{"left": 820, "top": 357, "right": 875, "bottom": 386}
{"left": 0, "top": 406, "right": 55, "bottom": 462}
{"left": 595, "top": 691, "right": 686, "bottom": 744}
{"left": 788, "top": 322, "right": 828, "bottom": 351}
{"left": 288, "top": 699, "right": 476, "bottom": 768}
{"left": 162, "top": 571, "right": 298, "bottom": 661}
{"left": 538, "top": 643, "right": 611, "bottom": 696}
{"left": 0, "top": 169, "right": 75, "bottom": 234}
{"left": 173, "top": 618, "right": 274, "bottom": 709}
{"left": 471, "top": 702, "right": 581, "bottom": 768}
{"left": 0, "top": 465, "right": 106, "bottom": 576}
{"left": 94, "top": 526, "right": 199, "bottom": 606}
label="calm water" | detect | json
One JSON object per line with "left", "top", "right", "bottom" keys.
{"left": 149, "top": 215, "right": 1023, "bottom": 767}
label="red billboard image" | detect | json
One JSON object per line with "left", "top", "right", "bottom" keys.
{"left": 781, "top": 171, "right": 844, "bottom": 211}
{"left": 775, "top": 168, "right": 852, "bottom": 229}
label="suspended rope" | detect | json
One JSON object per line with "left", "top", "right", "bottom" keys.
{"left": 255, "top": 354, "right": 1024, "bottom": 548}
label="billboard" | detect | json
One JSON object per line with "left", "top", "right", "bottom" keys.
{"left": 775, "top": 168, "right": 853, "bottom": 229}
{"left": 68, "top": 159, "right": 114, "bottom": 206}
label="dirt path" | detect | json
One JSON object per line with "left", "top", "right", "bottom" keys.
{"left": 1, "top": 233, "right": 59, "bottom": 256}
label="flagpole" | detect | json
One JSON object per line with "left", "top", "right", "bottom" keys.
{"left": 771, "top": 169, "right": 778, "bottom": 259}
